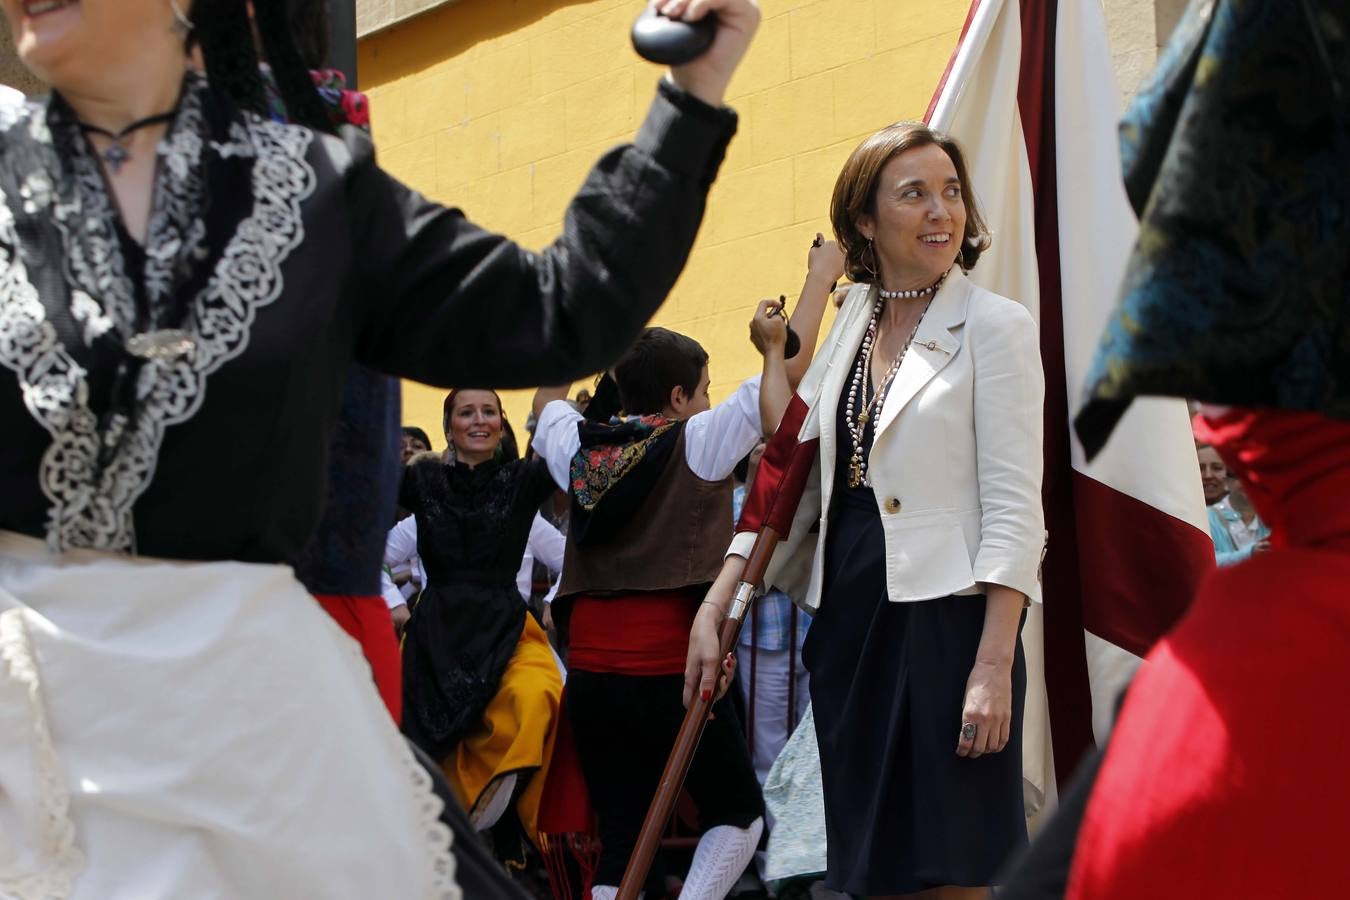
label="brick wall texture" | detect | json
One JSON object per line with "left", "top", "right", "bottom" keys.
{"left": 0, "top": 16, "right": 48, "bottom": 96}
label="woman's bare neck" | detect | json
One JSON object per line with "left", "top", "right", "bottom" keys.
{"left": 57, "top": 51, "right": 188, "bottom": 132}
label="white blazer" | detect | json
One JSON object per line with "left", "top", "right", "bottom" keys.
{"left": 730, "top": 268, "right": 1046, "bottom": 609}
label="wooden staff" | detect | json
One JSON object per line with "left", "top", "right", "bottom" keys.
{"left": 616, "top": 525, "right": 783, "bottom": 900}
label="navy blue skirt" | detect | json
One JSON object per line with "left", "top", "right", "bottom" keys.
{"left": 803, "top": 486, "right": 1028, "bottom": 895}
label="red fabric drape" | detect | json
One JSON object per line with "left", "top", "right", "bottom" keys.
{"left": 312, "top": 593, "right": 402, "bottom": 723}
{"left": 1068, "top": 410, "right": 1350, "bottom": 898}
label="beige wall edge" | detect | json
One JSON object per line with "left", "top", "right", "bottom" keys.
{"left": 357, "top": 0, "right": 462, "bottom": 39}
{"left": 0, "top": 17, "right": 47, "bottom": 95}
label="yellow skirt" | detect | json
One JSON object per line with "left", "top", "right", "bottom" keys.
{"left": 441, "top": 613, "right": 562, "bottom": 844}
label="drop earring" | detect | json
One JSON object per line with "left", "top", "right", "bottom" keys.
{"left": 170, "top": 0, "right": 193, "bottom": 36}
{"left": 862, "top": 238, "right": 879, "bottom": 279}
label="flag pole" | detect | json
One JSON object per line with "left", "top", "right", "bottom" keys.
{"left": 615, "top": 526, "right": 783, "bottom": 900}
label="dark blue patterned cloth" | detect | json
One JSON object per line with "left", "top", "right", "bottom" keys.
{"left": 1074, "top": 0, "right": 1350, "bottom": 460}
{"left": 276, "top": 67, "right": 402, "bottom": 596}
{"left": 292, "top": 366, "right": 401, "bottom": 595}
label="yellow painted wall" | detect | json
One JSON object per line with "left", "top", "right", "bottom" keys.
{"left": 358, "top": 0, "right": 968, "bottom": 447}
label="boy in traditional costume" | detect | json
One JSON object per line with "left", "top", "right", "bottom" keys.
{"left": 532, "top": 302, "right": 791, "bottom": 899}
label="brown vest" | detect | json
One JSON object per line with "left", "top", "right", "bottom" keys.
{"left": 559, "top": 428, "right": 733, "bottom": 598}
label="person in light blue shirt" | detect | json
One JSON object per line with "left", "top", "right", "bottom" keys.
{"left": 732, "top": 444, "right": 812, "bottom": 783}
{"left": 1200, "top": 444, "right": 1270, "bottom": 565}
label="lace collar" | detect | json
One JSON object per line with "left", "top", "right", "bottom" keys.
{"left": 0, "top": 76, "right": 317, "bottom": 552}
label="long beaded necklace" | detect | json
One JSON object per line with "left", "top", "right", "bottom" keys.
{"left": 843, "top": 271, "right": 947, "bottom": 488}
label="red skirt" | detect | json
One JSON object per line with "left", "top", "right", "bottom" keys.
{"left": 313, "top": 593, "right": 402, "bottom": 724}
{"left": 1068, "top": 409, "right": 1350, "bottom": 898}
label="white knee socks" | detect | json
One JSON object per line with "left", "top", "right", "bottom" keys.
{"left": 590, "top": 816, "right": 763, "bottom": 900}
{"left": 679, "top": 817, "right": 764, "bottom": 900}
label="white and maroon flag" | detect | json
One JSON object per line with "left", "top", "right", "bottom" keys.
{"left": 925, "top": 0, "right": 1215, "bottom": 808}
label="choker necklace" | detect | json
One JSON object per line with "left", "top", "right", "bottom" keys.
{"left": 877, "top": 269, "right": 949, "bottom": 300}
{"left": 77, "top": 110, "right": 178, "bottom": 174}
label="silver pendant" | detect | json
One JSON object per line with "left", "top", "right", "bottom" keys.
{"left": 125, "top": 329, "right": 195, "bottom": 360}
{"left": 103, "top": 142, "right": 130, "bottom": 174}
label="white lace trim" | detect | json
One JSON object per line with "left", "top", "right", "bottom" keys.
{"left": 47, "top": 106, "right": 139, "bottom": 337}
{"left": 336, "top": 636, "right": 460, "bottom": 898}
{"left": 0, "top": 105, "right": 317, "bottom": 552}
{"left": 0, "top": 608, "right": 86, "bottom": 900}
{"left": 395, "top": 738, "right": 461, "bottom": 899}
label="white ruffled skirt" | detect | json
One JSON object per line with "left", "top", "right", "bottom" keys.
{"left": 0, "top": 531, "right": 459, "bottom": 900}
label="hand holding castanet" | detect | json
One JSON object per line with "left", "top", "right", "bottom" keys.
{"left": 768, "top": 295, "right": 802, "bottom": 360}
{"left": 807, "top": 231, "right": 847, "bottom": 285}
{"left": 634, "top": 0, "right": 761, "bottom": 108}
{"left": 750, "top": 297, "right": 789, "bottom": 357}
{"left": 631, "top": 5, "right": 716, "bottom": 64}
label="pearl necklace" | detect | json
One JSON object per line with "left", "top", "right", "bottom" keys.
{"left": 843, "top": 286, "right": 941, "bottom": 489}
{"left": 877, "top": 270, "right": 948, "bottom": 300}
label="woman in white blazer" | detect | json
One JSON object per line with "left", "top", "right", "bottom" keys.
{"left": 688, "top": 123, "right": 1045, "bottom": 899}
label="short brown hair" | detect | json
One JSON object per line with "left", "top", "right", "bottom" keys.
{"left": 613, "top": 327, "right": 709, "bottom": 415}
{"left": 829, "top": 122, "right": 990, "bottom": 283}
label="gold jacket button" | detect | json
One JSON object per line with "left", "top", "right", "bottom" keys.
{"left": 884, "top": 496, "right": 901, "bottom": 514}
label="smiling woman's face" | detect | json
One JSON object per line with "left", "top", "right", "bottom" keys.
{"left": 446, "top": 390, "right": 503, "bottom": 462}
{"left": 857, "top": 142, "right": 967, "bottom": 288}
{"left": 1, "top": 0, "right": 181, "bottom": 87}
{"left": 1198, "top": 445, "right": 1229, "bottom": 506}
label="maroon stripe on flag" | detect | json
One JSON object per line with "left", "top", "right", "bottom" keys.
{"left": 736, "top": 394, "right": 818, "bottom": 538}
{"left": 1017, "top": 0, "right": 1098, "bottom": 785}
{"left": 768, "top": 435, "right": 821, "bottom": 536}
{"left": 1071, "top": 472, "right": 1214, "bottom": 656}
{"left": 925, "top": 0, "right": 985, "bottom": 123}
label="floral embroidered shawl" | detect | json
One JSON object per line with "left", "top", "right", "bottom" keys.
{"left": 568, "top": 415, "right": 683, "bottom": 545}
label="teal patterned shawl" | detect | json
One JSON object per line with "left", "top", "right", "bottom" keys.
{"left": 1075, "top": 0, "right": 1350, "bottom": 460}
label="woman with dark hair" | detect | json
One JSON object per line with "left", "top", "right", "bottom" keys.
{"left": 0, "top": 0, "right": 761, "bottom": 895}
{"left": 691, "top": 122, "right": 1045, "bottom": 898}
{"left": 402, "top": 425, "right": 434, "bottom": 463}
{"left": 390, "top": 389, "right": 564, "bottom": 865}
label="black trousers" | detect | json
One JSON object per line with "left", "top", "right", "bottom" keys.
{"left": 566, "top": 670, "right": 764, "bottom": 887}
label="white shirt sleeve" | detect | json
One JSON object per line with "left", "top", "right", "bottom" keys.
{"left": 534, "top": 400, "right": 585, "bottom": 491}
{"left": 380, "top": 569, "right": 406, "bottom": 610}
{"left": 384, "top": 515, "right": 419, "bottom": 567}
{"left": 536, "top": 376, "right": 762, "bottom": 486}
{"left": 384, "top": 516, "right": 429, "bottom": 591}
{"left": 527, "top": 513, "right": 566, "bottom": 573}
{"left": 516, "top": 514, "right": 567, "bottom": 603}
{"left": 683, "top": 375, "right": 764, "bottom": 481}
{"left": 516, "top": 550, "right": 535, "bottom": 604}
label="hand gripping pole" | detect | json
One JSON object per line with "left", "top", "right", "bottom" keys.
{"left": 615, "top": 526, "right": 782, "bottom": 900}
